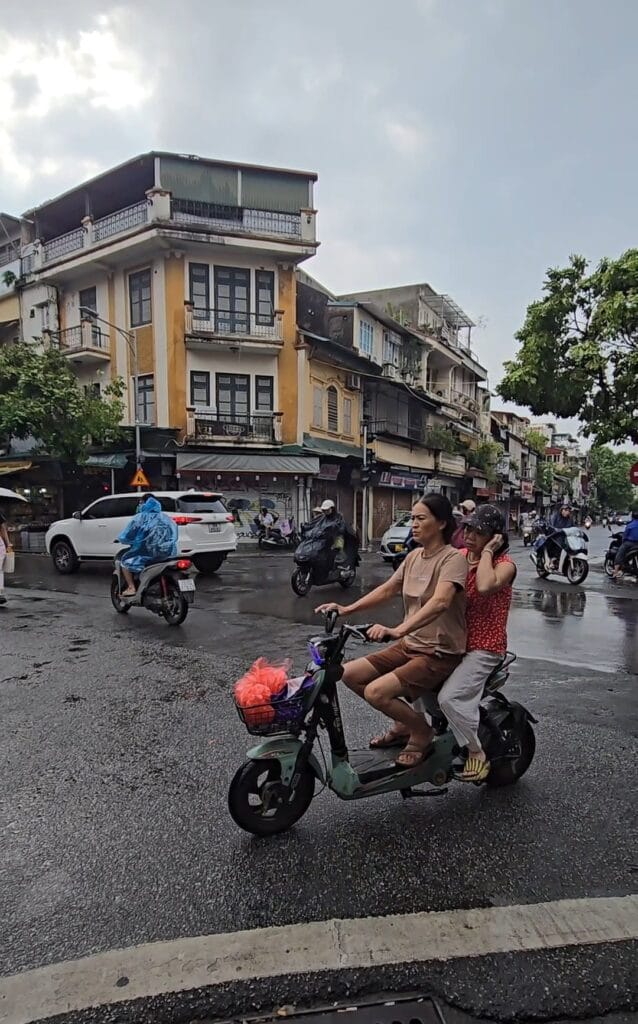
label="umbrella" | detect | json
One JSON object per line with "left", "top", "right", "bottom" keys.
{"left": 0, "top": 487, "right": 29, "bottom": 502}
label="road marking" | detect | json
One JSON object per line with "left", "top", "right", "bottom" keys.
{"left": 1, "top": 894, "right": 637, "bottom": 1024}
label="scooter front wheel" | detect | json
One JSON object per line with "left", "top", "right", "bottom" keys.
{"left": 291, "top": 568, "right": 312, "bottom": 596}
{"left": 565, "top": 558, "right": 589, "bottom": 585}
{"left": 110, "top": 577, "right": 130, "bottom": 614}
{"left": 228, "top": 759, "right": 315, "bottom": 836}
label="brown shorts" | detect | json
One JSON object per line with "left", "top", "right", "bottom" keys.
{"left": 365, "top": 641, "right": 462, "bottom": 697}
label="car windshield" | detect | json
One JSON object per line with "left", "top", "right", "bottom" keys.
{"left": 175, "top": 494, "right": 228, "bottom": 514}
{"left": 393, "top": 513, "right": 411, "bottom": 528}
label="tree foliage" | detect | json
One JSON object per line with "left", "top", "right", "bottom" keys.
{"left": 0, "top": 342, "right": 124, "bottom": 462}
{"left": 498, "top": 250, "right": 638, "bottom": 445}
{"left": 524, "top": 428, "right": 549, "bottom": 455}
{"left": 588, "top": 445, "right": 638, "bottom": 511}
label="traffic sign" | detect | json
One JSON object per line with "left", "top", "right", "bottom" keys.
{"left": 630, "top": 462, "right": 638, "bottom": 486}
{"left": 130, "top": 467, "right": 150, "bottom": 488}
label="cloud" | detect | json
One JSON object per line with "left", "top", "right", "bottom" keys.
{"left": 385, "top": 118, "right": 429, "bottom": 158}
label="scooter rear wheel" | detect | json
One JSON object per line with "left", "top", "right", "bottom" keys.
{"left": 486, "top": 720, "right": 535, "bottom": 787}
{"left": 604, "top": 556, "right": 615, "bottom": 579}
{"left": 228, "top": 759, "right": 315, "bottom": 835}
{"left": 161, "top": 578, "right": 189, "bottom": 626}
{"left": 110, "top": 577, "right": 130, "bottom": 614}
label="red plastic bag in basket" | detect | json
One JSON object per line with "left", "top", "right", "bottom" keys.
{"left": 234, "top": 658, "right": 292, "bottom": 726}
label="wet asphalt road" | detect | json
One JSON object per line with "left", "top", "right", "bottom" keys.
{"left": 1, "top": 526, "right": 637, "bottom": 1022}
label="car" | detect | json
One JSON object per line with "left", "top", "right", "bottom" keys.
{"left": 379, "top": 513, "right": 412, "bottom": 562}
{"left": 614, "top": 513, "right": 631, "bottom": 527}
{"left": 45, "top": 490, "right": 237, "bottom": 576}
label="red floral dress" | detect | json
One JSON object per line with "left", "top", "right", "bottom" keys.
{"left": 463, "top": 552, "right": 514, "bottom": 655}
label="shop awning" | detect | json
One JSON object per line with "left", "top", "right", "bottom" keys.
{"left": 0, "top": 460, "right": 32, "bottom": 475}
{"left": 302, "top": 434, "right": 361, "bottom": 459}
{"left": 176, "top": 452, "right": 320, "bottom": 475}
{"left": 85, "top": 453, "right": 129, "bottom": 469}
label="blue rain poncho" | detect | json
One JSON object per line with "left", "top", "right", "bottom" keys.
{"left": 117, "top": 496, "right": 178, "bottom": 573}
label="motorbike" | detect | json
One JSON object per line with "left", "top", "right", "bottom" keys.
{"left": 256, "top": 516, "right": 300, "bottom": 550}
{"left": 227, "top": 611, "right": 537, "bottom": 836}
{"left": 604, "top": 530, "right": 638, "bottom": 581}
{"left": 111, "top": 548, "right": 196, "bottom": 625}
{"left": 291, "top": 516, "right": 360, "bottom": 597}
{"left": 521, "top": 520, "right": 534, "bottom": 547}
{"left": 583, "top": 516, "right": 593, "bottom": 530}
{"left": 530, "top": 526, "right": 589, "bottom": 585}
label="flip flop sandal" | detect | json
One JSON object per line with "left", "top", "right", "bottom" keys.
{"left": 456, "top": 756, "right": 490, "bottom": 782}
{"left": 369, "top": 730, "right": 409, "bottom": 749}
{"left": 395, "top": 742, "right": 433, "bottom": 768}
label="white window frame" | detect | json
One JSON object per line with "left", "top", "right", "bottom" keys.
{"left": 382, "top": 329, "right": 401, "bottom": 367}
{"left": 359, "top": 319, "right": 374, "bottom": 357}
{"left": 312, "top": 385, "right": 323, "bottom": 428}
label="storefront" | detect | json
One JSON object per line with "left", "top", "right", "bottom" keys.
{"left": 175, "top": 451, "right": 320, "bottom": 543}
{"left": 370, "top": 468, "right": 429, "bottom": 538}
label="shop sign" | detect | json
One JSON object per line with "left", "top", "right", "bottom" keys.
{"left": 521, "top": 480, "right": 534, "bottom": 498}
{"left": 379, "top": 471, "right": 427, "bottom": 490}
{"left": 495, "top": 455, "right": 510, "bottom": 477}
{"left": 472, "top": 477, "right": 487, "bottom": 489}
{"left": 318, "top": 463, "right": 340, "bottom": 481}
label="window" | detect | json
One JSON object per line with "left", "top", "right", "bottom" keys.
{"left": 255, "top": 375, "right": 274, "bottom": 412}
{"left": 189, "top": 263, "right": 210, "bottom": 314}
{"left": 214, "top": 267, "right": 249, "bottom": 333}
{"left": 84, "top": 496, "right": 138, "bottom": 519}
{"left": 255, "top": 270, "right": 275, "bottom": 326}
{"left": 312, "top": 385, "right": 323, "bottom": 428}
{"left": 190, "top": 371, "right": 210, "bottom": 407}
{"left": 217, "top": 373, "right": 249, "bottom": 421}
{"left": 359, "top": 320, "right": 374, "bottom": 357}
{"left": 343, "top": 397, "right": 352, "bottom": 436}
{"left": 176, "top": 495, "right": 228, "bottom": 514}
{"left": 83, "top": 382, "right": 100, "bottom": 399}
{"left": 129, "top": 269, "right": 152, "bottom": 327}
{"left": 79, "top": 286, "right": 97, "bottom": 316}
{"left": 327, "top": 386, "right": 339, "bottom": 432}
{"left": 136, "top": 373, "right": 155, "bottom": 425}
{"left": 382, "top": 329, "right": 401, "bottom": 367}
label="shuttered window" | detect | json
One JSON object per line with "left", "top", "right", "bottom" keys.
{"left": 312, "top": 385, "right": 323, "bottom": 428}
{"left": 327, "top": 386, "right": 339, "bottom": 432}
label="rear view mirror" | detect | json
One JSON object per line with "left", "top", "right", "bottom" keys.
{"left": 72, "top": 511, "right": 82, "bottom": 520}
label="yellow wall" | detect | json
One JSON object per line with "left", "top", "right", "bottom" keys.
{"left": 165, "top": 256, "right": 187, "bottom": 431}
{"left": 306, "top": 357, "right": 361, "bottom": 446}
{"left": 373, "top": 438, "right": 435, "bottom": 471}
{"left": 0, "top": 294, "right": 19, "bottom": 323}
{"left": 277, "top": 267, "right": 299, "bottom": 444}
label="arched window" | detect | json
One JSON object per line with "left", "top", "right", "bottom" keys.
{"left": 327, "top": 386, "right": 339, "bottom": 432}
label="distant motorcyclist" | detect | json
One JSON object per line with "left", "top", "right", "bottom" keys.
{"left": 550, "top": 504, "right": 575, "bottom": 530}
{"left": 316, "top": 498, "right": 355, "bottom": 567}
{"left": 117, "top": 495, "right": 178, "bottom": 597}
{"left": 613, "top": 508, "right": 638, "bottom": 579}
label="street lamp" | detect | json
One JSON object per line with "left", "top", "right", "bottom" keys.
{"left": 79, "top": 307, "right": 142, "bottom": 487}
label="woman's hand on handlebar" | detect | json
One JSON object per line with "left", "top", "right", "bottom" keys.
{"left": 367, "top": 623, "right": 402, "bottom": 642}
{"left": 315, "top": 601, "right": 347, "bottom": 615}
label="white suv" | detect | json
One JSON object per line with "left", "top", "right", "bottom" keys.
{"left": 46, "top": 491, "right": 237, "bottom": 576}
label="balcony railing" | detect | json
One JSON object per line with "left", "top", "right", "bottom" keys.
{"left": 172, "top": 198, "right": 302, "bottom": 239}
{"left": 94, "top": 201, "right": 148, "bottom": 241}
{"left": 368, "top": 419, "right": 426, "bottom": 443}
{"left": 450, "top": 388, "right": 478, "bottom": 414}
{"left": 55, "top": 323, "right": 110, "bottom": 356}
{"left": 43, "top": 228, "right": 84, "bottom": 263}
{"left": 185, "top": 307, "right": 283, "bottom": 342}
{"left": 190, "top": 412, "right": 283, "bottom": 444}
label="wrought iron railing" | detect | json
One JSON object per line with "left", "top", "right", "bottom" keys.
{"left": 56, "top": 324, "right": 109, "bottom": 353}
{"left": 186, "top": 307, "right": 283, "bottom": 341}
{"left": 193, "top": 412, "right": 283, "bottom": 443}
{"left": 94, "top": 201, "right": 148, "bottom": 241}
{"left": 368, "top": 419, "right": 426, "bottom": 443}
{"left": 172, "top": 198, "right": 302, "bottom": 238}
{"left": 43, "top": 228, "right": 84, "bottom": 263}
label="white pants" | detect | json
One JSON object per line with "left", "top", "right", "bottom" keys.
{"left": 436, "top": 650, "right": 502, "bottom": 752}
{"left": 0, "top": 538, "right": 5, "bottom": 593}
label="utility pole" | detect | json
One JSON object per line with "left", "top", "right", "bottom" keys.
{"left": 361, "top": 421, "right": 369, "bottom": 552}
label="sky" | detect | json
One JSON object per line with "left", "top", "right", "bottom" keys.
{"left": 1, "top": 0, "right": 636, "bottom": 438}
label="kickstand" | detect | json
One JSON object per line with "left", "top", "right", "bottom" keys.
{"left": 400, "top": 786, "right": 448, "bottom": 799}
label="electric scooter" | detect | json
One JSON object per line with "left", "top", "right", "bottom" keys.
{"left": 111, "top": 547, "right": 197, "bottom": 626}
{"left": 228, "top": 611, "right": 537, "bottom": 836}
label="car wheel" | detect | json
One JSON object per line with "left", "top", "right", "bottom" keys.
{"left": 51, "top": 539, "right": 80, "bottom": 574}
{"left": 193, "top": 553, "right": 225, "bottom": 575}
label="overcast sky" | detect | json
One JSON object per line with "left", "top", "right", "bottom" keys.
{"left": 1, "top": 0, "right": 636, "bottom": 431}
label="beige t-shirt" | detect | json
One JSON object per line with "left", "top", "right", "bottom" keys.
{"left": 392, "top": 545, "right": 468, "bottom": 655}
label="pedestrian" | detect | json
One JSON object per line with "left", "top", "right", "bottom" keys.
{"left": 0, "top": 510, "right": 13, "bottom": 605}
{"left": 451, "top": 499, "right": 476, "bottom": 549}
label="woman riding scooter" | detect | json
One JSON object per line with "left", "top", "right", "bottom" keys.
{"left": 316, "top": 493, "right": 467, "bottom": 768}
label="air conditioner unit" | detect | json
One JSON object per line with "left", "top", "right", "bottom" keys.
{"left": 382, "top": 363, "right": 397, "bottom": 380}
{"left": 345, "top": 373, "right": 361, "bottom": 391}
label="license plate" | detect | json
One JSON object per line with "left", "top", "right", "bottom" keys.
{"left": 208, "top": 523, "right": 221, "bottom": 533}
{"left": 178, "top": 578, "right": 196, "bottom": 592}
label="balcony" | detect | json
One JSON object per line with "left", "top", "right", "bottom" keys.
{"left": 171, "top": 199, "right": 304, "bottom": 240}
{"left": 436, "top": 452, "right": 466, "bottom": 476}
{"left": 368, "top": 419, "right": 426, "bottom": 444}
{"left": 450, "top": 388, "right": 479, "bottom": 415}
{"left": 186, "top": 410, "right": 283, "bottom": 445}
{"left": 54, "top": 322, "right": 111, "bottom": 363}
{"left": 185, "top": 307, "right": 283, "bottom": 351}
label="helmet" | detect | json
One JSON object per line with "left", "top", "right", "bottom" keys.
{"left": 460, "top": 499, "right": 476, "bottom": 514}
{"left": 320, "top": 499, "right": 336, "bottom": 512}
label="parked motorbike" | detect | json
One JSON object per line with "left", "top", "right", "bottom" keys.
{"left": 604, "top": 530, "right": 638, "bottom": 581}
{"left": 256, "top": 517, "right": 300, "bottom": 550}
{"left": 530, "top": 527, "right": 589, "bottom": 585}
{"left": 228, "top": 611, "right": 537, "bottom": 836}
{"left": 111, "top": 548, "right": 196, "bottom": 625}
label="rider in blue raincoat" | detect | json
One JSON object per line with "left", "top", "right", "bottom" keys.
{"left": 117, "top": 495, "right": 178, "bottom": 596}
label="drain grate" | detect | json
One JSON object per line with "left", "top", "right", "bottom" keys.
{"left": 270, "top": 999, "right": 443, "bottom": 1024}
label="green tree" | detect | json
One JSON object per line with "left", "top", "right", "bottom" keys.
{"left": 0, "top": 342, "right": 124, "bottom": 462}
{"left": 524, "top": 428, "right": 549, "bottom": 455}
{"left": 588, "top": 445, "right": 638, "bottom": 511}
{"left": 498, "top": 250, "right": 638, "bottom": 445}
